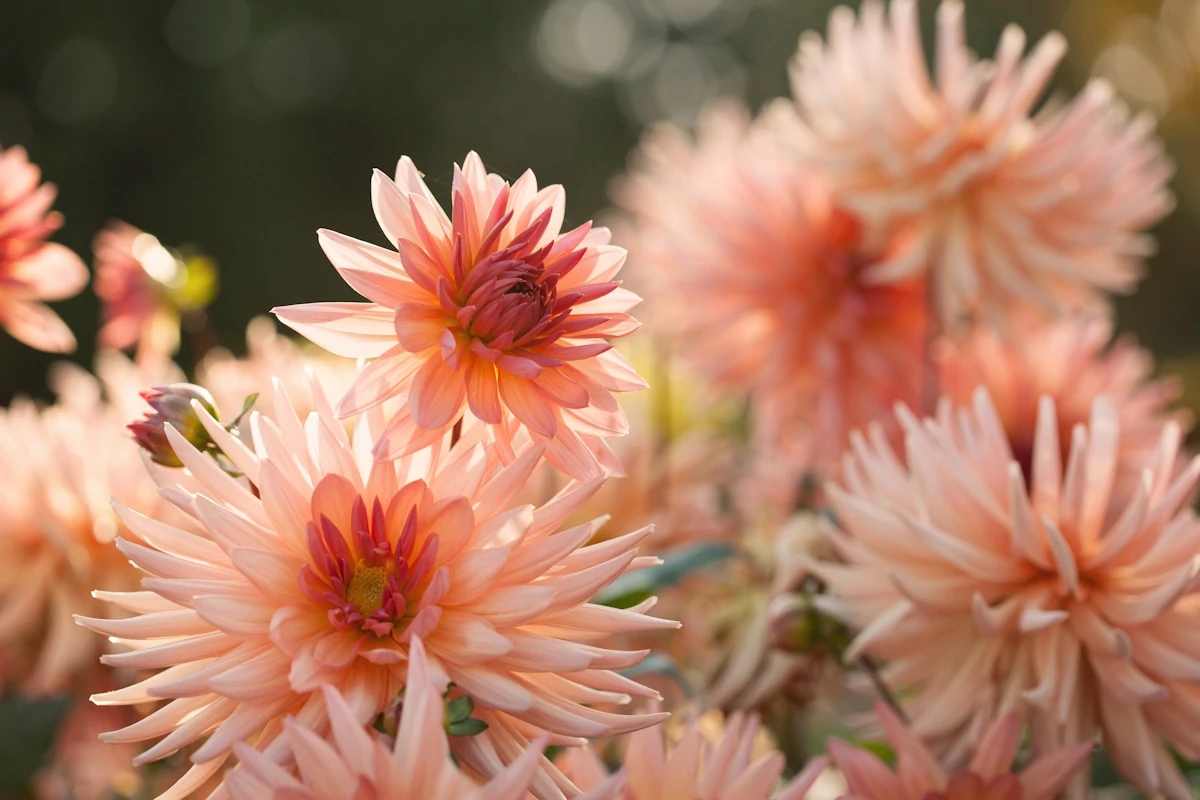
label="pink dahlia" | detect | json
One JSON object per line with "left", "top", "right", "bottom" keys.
{"left": 0, "top": 145, "right": 87, "bottom": 353}
{"left": 939, "top": 314, "right": 1189, "bottom": 504}
{"left": 78, "top": 381, "right": 674, "bottom": 800}
{"left": 92, "top": 221, "right": 180, "bottom": 360}
{"left": 614, "top": 102, "right": 926, "bottom": 472}
{"left": 563, "top": 708, "right": 826, "bottom": 800}
{"left": 830, "top": 702, "right": 1091, "bottom": 800}
{"left": 274, "top": 152, "right": 644, "bottom": 479}
{"left": 816, "top": 388, "right": 1200, "bottom": 798}
{"left": 788, "top": 0, "right": 1174, "bottom": 325}
{"left": 227, "top": 638, "right": 577, "bottom": 800}
{"left": 0, "top": 358, "right": 176, "bottom": 694}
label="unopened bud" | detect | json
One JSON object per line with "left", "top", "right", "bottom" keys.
{"left": 768, "top": 593, "right": 819, "bottom": 654}
{"left": 129, "top": 383, "right": 219, "bottom": 467}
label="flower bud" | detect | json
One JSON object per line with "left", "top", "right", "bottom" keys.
{"left": 129, "top": 383, "right": 220, "bottom": 467}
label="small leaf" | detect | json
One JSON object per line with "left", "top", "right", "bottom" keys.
{"left": 857, "top": 740, "right": 896, "bottom": 765}
{"left": 0, "top": 693, "right": 74, "bottom": 795}
{"left": 228, "top": 393, "right": 260, "bottom": 429}
{"left": 447, "top": 717, "right": 489, "bottom": 737}
{"left": 445, "top": 695, "right": 474, "bottom": 724}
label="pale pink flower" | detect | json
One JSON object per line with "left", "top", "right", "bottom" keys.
{"left": 938, "top": 314, "right": 1190, "bottom": 504}
{"left": 0, "top": 357, "right": 175, "bottom": 695}
{"left": 92, "top": 221, "right": 182, "bottom": 361}
{"left": 563, "top": 708, "right": 826, "bottom": 800}
{"left": 0, "top": 145, "right": 87, "bottom": 352}
{"left": 788, "top": 0, "right": 1174, "bottom": 326}
{"left": 830, "top": 702, "right": 1091, "bottom": 800}
{"left": 815, "top": 388, "right": 1200, "bottom": 798}
{"left": 227, "top": 638, "right": 558, "bottom": 800}
{"left": 274, "top": 152, "right": 644, "bottom": 479}
{"left": 614, "top": 102, "right": 926, "bottom": 472}
{"left": 78, "top": 381, "right": 675, "bottom": 800}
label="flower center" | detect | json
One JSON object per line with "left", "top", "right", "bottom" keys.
{"left": 298, "top": 479, "right": 442, "bottom": 639}
{"left": 346, "top": 563, "right": 388, "bottom": 617}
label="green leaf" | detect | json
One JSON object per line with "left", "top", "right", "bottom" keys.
{"left": 228, "top": 392, "right": 259, "bottom": 429}
{"left": 857, "top": 740, "right": 896, "bottom": 765}
{"left": 447, "top": 717, "right": 489, "bottom": 737}
{"left": 594, "top": 542, "right": 737, "bottom": 608}
{"left": 0, "top": 693, "right": 73, "bottom": 795}
{"left": 446, "top": 695, "right": 474, "bottom": 724}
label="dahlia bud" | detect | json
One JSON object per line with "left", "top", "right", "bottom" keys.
{"left": 129, "top": 383, "right": 220, "bottom": 467}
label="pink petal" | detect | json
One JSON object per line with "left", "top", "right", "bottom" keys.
{"left": 408, "top": 353, "right": 466, "bottom": 430}
{"left": 12, "top": 243, "right": 88, "bottom": 301}
{"left": 0, "top": 299, "right": 76, "bottom": 353}
{"left": 273, "top": 302, "right": 396, "bottom": 358}
{"left": 337, "top": 346, "right": 422, "bottom": 417}
{"left": 465, "top": 354, "right": 503, "bottom": 424}
{"left": 498, "top": 372, "right": 558, "bottom": 437}
{"left": 317, "top": 228, "right": 423, "bottom": 307}
{"left": 393, "top": 302, "right": 449, "bottom": 352}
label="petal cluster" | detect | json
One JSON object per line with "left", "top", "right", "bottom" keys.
{"left": 0, "top": 145, "right": 87, "bottom": 353}
{"left": 275, "top": 152, "right": 645, "bottom": 479}
{"left": 788, "top": 0, "right": 1174, "bottom": 325}
{"left": 79, "top": 380, "right": 675, "bottom": 800}
{"left": 830, "top": 703, "right": 1090, "bottom": 800}
{"left": 227, "top": 638, "right": 546, "bottom": 800}
{"left": 816, "top": 388, "right": 1200, "bottom": 798}
{"left": 564, "top": 708, "right": 825, "bottom": 800}
{"left": 615, "top": 102, "right": 926, "bottom": 471}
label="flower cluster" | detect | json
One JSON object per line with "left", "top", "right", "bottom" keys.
{"left": 0, "top": 1, "right": 1194, "bottom": 799}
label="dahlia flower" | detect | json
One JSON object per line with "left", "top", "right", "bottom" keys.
{"left": 614, "top": 101, "right": 926, "bottom": 472}
{"left": 830, "top": 702, "right": 1091, "bottom": 800}
{"left": 92, "top": 221, "right": 181, "bottom": 360}
{"left": 274, "top": 152, "right": 644, "bottom": 479}
{"left": 78, "top": 381, "right": 674, "bottom": 800}
{"left": 562, "top": 707, "right": 826, "bottom": 800}
{"left": 0, "top": 145, "right": 87, "bottom": 353}
{"left": 788, "top": 0, "right": 1174, "bottom": 325}
{"left": 939, "top": 314, "right": 1189, "bottom": 504}
{"left": 228, "top": 639, "right": 586, "bottom": 800}
{"left": 816, "top": 388, "right": 1200, "bottom": 798}
{"left": 0, "top": 358, "right": 171, "bottom": 694}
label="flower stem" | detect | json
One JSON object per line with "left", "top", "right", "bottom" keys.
{"left": 921, "top": 277, "right": 941, "bottom": 416}
{"left": 858, "top": 654, "right": 909, "bottom": 724}
{"left": 450, "top": 417, "right": 463, "bottom": 449}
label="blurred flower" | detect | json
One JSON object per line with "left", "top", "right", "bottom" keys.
{"left": 128, "top": 382, "right": 220, "bottom": 468}
{"left": 274, "top": 152, "right": 645, "bottom": 479}
{"left": 614, "top": 101, "right": 926, "bottom": 474}
{"left": 0, "top": 356, "right": 180, "bottom": 695}
{"left": 197, "top": 316, "right": 359, "bottom": 423}
{"left": 938, "top": 314, "right": 1190, "bottom": 505}
{"left": 78, "top": 382, "right": 675, "bottom": 800}
{"left": 829, "top": 702, "right": 1091, "bottom": 800}
{"left": 0, "top": 145, "right": 87, "bottom": 353}
{"left": 562, "top": 707, "right": 826, "bottom": 800}
{"left": 227, "top": 639, "right": 555, "bottom": 800}
{"left": 787, "top": 0, "right": 1174, "bottom": 327}
{"left": 93, "top": 220, "right": 219, "bottom": 363}
{"left": 816, "top": 388, "right": 1200, "bottom": 798}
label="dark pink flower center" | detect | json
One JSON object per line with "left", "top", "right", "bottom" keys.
{"left": 299, "top": 493, "right": 439, "bottom": 637}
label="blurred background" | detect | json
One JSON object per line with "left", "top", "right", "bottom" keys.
{"left": 2, "top": 0, "right": 1199, "bottom": 403}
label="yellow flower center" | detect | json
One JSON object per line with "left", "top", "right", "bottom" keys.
{"left": 345, "top": 563, "right": 389, "bottom": 616}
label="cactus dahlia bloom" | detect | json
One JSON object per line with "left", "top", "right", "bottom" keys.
{"left": 274, "top": 152, "right": 645, "bottom": 480}
{"left": 614, "top": 102, "right": 925, "bottom": 472}
{"left": 830, "top": 703, "right": 1091, "bottom": 800}
{"left": 0, "top": 145, "right": 87, "bottom": 352}
{"left": 78, "top": 381, "right": 674, "bottom": 800}
{"left": 227, "top": 639, "right": 597, "bottom": 800}
{"left": 0, "top": 360, "right": 172, "bottom": 695}
{"left": 561, "top": 708, "right": 826, "bottom": 800}
{"left": 788, "top": 0, "right": 1174, "bottom": 326}
{"left": 816, "top": 388, "right": 1200, "bottom": 798}
{"left": 939, "top": 314, "right": 1189, "bottom": 506}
